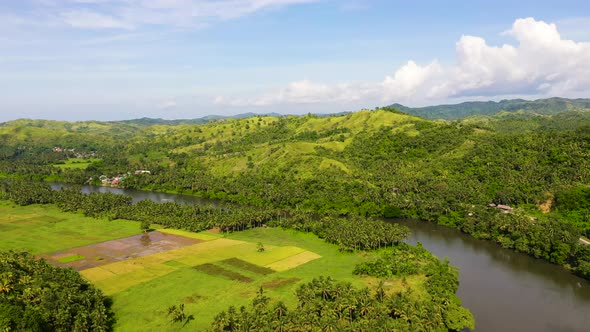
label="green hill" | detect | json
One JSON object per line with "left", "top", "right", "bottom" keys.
{"left": 115, "top": 113, "right": 284, "bottom": 126}
{"left": 390, "top": 97, "right": 590, "bottom": 119}
{"left": 1, "top": 106, "right": 590, "bottom": 280}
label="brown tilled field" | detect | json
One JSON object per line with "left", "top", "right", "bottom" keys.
{"left": 42, "top": 231, "right": 201, "bottom": 270}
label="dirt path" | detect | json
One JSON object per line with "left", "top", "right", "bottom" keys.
{"left": 579, "top": 237, "right": 590, "bottom": 245}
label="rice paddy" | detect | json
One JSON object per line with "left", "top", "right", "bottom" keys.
{"left": 72, "top": 231, "right": 321, "bottom": 296}
{"left": 0, "top": 203, "right": 397, "bottom": 331}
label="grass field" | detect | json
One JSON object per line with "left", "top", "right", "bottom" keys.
{"left": 80, "top": 228, "right": 322, "bottom": 297}
{"left": 0, "top": 202, "right": 142, "bottom": 254}
{"left": 52, "top": 158, "right": 101, "bottom": 170}
{"left": 107, "top": 227, "right": 381, "bottom": 331}
{"left": 58, "top": 254, "right": 85, "bottom": 263}
{"left": 0, "top": 203, "right": 424, "bottom": 331}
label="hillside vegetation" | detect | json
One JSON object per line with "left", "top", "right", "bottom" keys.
{"left": 391, "top": 97, "right": 590, "bottom": 119}
{"left": 1, "top": 107, "right": 590, "bottom": 279}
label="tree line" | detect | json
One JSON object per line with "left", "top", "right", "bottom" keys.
{"left": 0, "top": 179, "right": 410, "bottom": 253}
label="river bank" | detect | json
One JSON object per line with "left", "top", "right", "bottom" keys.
{"left": 67, "top": 184, "right": 590, "bottom": 331}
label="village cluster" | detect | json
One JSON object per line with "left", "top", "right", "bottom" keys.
{"left": 98, "top": 170, "right": 151, "bottom": 186}
{"left": 52, "top": 146, "right": 97, "bottom": 159}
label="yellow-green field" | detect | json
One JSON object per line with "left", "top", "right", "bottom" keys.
{"left": 80, "top": 228, "right": 321, "bottom": 296}
{"left": 0, "top": 203, "right": 420, "bottom": 331}
{"left": 107, "top": 227, "right": 382, "bottom": 331}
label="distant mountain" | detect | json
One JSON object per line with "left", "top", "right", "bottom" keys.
{"left": 389, "top": 97, "right": 590, "bottom": 120}
{"left": 118, "top": 112, "right": 283, "bottom": 126}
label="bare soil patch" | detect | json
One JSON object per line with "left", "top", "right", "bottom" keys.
{"left": 220, "top": 258, "right": 274, "bottom": 275}
{"left": 539, "top": 193, "right": 554, "bottom": 214}
{"left": 184, "top": 293, "right": 207, "bottom": 303}
{"left": 193, "top": 263, "right": 253, "bottom": 283}
{"left": 261, "top": 277, "right": 301, "bottom": 289}
{"left": 42, "top": 231, "right": 201, "bottom": 270}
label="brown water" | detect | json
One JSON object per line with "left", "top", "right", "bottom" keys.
{"left": 397, "top": 219, "right": 590, "bottom": 332}
{"left": 51, "top": 184, "right": 590, "bottom": 331}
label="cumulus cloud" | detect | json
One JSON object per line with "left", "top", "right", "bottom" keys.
{"left": 216, "top": 17, "right": 590, "bottom": 107}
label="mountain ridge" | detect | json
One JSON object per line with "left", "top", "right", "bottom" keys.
{"left": 3, "top": 97, "right": 590, "bottom": 125}
{"left": 389, "top": 97, "right": 590, "bottom": 120}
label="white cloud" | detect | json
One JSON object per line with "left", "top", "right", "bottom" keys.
{"left": 61, "top": 10, "right": 134, "bottom": 29}
{"left": 214, "top": 80, "right": 376, "bottom": 107}
{"left": 217, "top": 17, "right": 590, "bottom": 107}
{"left": 24, "top": 0, "right": 320, "bottom": 30}
{"left": 1, "top": 0, "right": 320, "bottom": 30}
{"left": 381, "top": 60, "right": 443, "bottom": 100}
{"left": 112, "top": 0, "right": 321, "bottom": 28}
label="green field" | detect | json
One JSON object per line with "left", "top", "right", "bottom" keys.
{"left": 0, "top": 202, "right": 142, "bottom": 254}
{"left": 0, "top": 204, "right": 424, "bottom": 331}
{"left": 52, "top": 158, "right": 101, "bottom": 170}
{"left": 108, "top": 227, "right": 386, "bottom": 331}
{"left": 58, "top": 254, "right": 85, "bottom": 263}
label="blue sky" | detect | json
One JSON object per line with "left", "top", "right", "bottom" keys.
{"left": 1, "top": 0, "right": 590, "bottom": 121}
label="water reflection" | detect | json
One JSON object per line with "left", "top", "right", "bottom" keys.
{"left": 395, "top": 219, "right": 590, "bottom": 331}
{"left": 49, "top": 183, "right": 220, "bottom": 206}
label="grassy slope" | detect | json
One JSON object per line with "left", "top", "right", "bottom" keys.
{"left": 0, "top": 110, "right": 435, "bottom": 182}
{"left": 0, "top": 119, "right": 143, "bottom": 149}
{"left": 166, "top": 110, "right": 427, "bottom": 179}
{"left": 0, "top": 202, "right": 142, "bottom": 254}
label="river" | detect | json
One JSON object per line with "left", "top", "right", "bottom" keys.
{"left": 398, "top": 220, "right": 590, "bottom": 332}
{"left": 52, "top": 184, "right": 590, "bottom": 331}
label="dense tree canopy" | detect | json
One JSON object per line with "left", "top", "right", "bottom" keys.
{"left": 211, "top": 244, "right": 475, "bottom": 331}
{"left": 0, "top": 251, "right": 114, "bottom": 332}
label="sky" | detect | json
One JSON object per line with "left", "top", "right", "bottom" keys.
{"left": 1, "top": 0, "right": 590, "bottom": 121}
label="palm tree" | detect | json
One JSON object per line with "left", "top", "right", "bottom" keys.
{"left": 212, "top": 311, "right": 229, "bottom": 330}
{"left": 0, "top": 278, "right": 12, "bottom": 294}
{"left": 273, "top": 301, "right": 288, "bottom": 321}
{"left": 0, "top": 272, "right": 14, "bottom": 294}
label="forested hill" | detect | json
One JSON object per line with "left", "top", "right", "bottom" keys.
{"left": 1, "top": 107, "right": 590, "bottom": 279}
{"left": 390, "top": 97, "right": 590, "bottom": 120}
{"left": 117, "top": 112, "right": 283, "bottom": 126}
